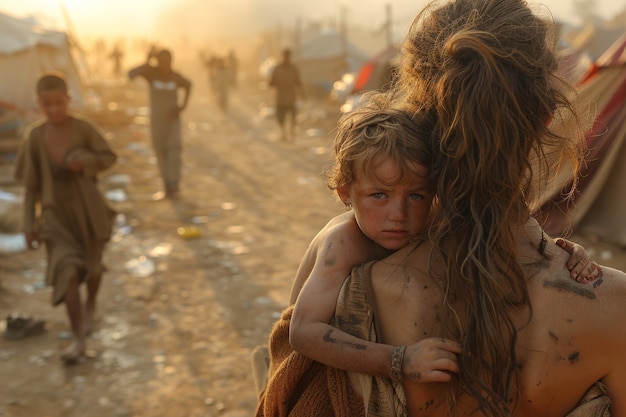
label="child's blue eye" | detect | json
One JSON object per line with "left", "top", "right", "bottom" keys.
{"left": 372, "top": 193, "right": 386, "bottom": 199}
{"left": 409, "top": 194, "right": 424, "bottom": 201}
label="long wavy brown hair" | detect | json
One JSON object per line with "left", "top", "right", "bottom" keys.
{"left": 390, "top": 0, "right": 584, "bottom": 415}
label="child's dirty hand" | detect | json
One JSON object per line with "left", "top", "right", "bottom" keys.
{"left": 556, "top": 238, "right": 602, "bottom": 284}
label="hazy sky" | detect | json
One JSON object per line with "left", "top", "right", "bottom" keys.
{"left": 0, "top": 0, "right": 624, "bottom": 40}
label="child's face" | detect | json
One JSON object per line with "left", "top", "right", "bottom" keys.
{"left": 340, "top": 157, "right": 434, "bottom": 251}
{"left": 37, "top": 89, "right": 70, "bottom": 124}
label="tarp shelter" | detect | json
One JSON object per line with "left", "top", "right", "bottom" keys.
{"left": 296, "top": 28, "right": 370, "bottom": 93}
{"left": 0, "top": 12, "right": 87, "bottom": 110}
{"left": 351, "top": 45, "right": 399, "bottom": 95}
{"left": 538, "top": 33, "right": 626, "bottom": 246}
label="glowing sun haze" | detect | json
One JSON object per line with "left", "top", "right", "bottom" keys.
{"left": 0, "top": 0, "right": 623, "bottom": 41}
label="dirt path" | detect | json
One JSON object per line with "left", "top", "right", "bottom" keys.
{"left": 0, "top": 77, "right": 342, "bottom": 417}
{"left": 1, "top": 72, "right": 625, "bottom": 417}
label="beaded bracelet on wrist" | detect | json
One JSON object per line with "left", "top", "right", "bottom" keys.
{"left": 390, "top": 345, "right": 406, "bottom": 382}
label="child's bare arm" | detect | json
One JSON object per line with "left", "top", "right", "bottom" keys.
{"left": 290, "top": 223, "right": 396, "bottom": 375}
{"left": 556, "top": 238, "right": 602, "bottom": 283}
{"left": 290, "top": 227, "right": 373, "bottom": 348}
{"left": 21, "top": 187, "right": 39, "bottom": 249}
{"left": 293, "top": 264, "right": 462, "bottom": 381}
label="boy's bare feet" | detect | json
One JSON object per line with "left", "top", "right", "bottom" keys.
{"left": 61, "top": 340, "right": 86, "bottom": 365}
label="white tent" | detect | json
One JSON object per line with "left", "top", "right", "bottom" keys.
{"left": 0, "top": 12, "right": 87, "bottom": 110}
{"left": 296, "top": 28, "right": 370, "bottom": 93}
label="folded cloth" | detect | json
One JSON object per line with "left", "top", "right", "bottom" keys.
{"left": 254, "top": 305, "right": 365, "bottom": 417}
{"left": 566, "top": 381, "right": 611, "bottom": 417}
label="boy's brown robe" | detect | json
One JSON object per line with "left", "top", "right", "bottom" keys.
{"left": 14, "top": 115, "right": 117, "bottom": 305}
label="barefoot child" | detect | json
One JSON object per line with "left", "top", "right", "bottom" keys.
{"left": 286, "top": 93, "right": 600, "bottom": 381}
{"left": 14, "top": 72, "right": 117, "bottom": 365}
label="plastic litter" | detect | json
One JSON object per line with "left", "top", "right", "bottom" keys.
{"left": 114, "top": 213, "right": 132, "bottom": 238}
{"left": 191, "top": 216, "right": 209, "bottom": 224}
{"left": 177, "top": 226, "right": 202, "bottom": 239}
{"left": 149, "top": 242, "right": 173, "bottom": 257}
{"left": 220, "top": 202, "right": 237, "bottom": 211}
{"left": 124, "top": 256, "right": 155, "bottom": 277}
{"left": 0, "top": 234, "right": 27, "bottom": 254}
{"left": 0, "top": 190, "right": 19, "bottom": 202}
{"left": 105, "top": 189, "right": 128, "bottom": 202}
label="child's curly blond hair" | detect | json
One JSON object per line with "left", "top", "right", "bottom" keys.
{"left": 324, "top": 92, "right": 437, "bottom": 194}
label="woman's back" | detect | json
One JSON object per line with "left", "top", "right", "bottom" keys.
{"left": 370, "top": 220, "right": 626, "bottom": 416}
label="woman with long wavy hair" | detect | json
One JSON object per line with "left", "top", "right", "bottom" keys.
{"left": 366, "top": 0, "right": 626, "bottom": 415}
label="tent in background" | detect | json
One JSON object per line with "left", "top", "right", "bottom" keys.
{"left": 296, "top": 28, "right": 369, "bottom": 94}
{"left": 351, "top": 45, "right": 398, "bottom": 95}
{"left": 538, "top": 33, "right": 626, "bottom": 247}
{"left": 0, "top": 12, "right": 87, "bottom": 110}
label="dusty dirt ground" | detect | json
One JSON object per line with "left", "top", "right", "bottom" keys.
{"left": 0, "top": 69, "right": 343, "bottom": 417}
{"left": 1, "top": 67, "right": 625, "bottom": 417}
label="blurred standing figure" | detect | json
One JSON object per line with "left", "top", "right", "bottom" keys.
{"left": 128, "top": 48, "right": 192, "bottom": 198}
{"left": 212, "top": 58, "right": 231, "bottom": 113}
{"left": 199, "top": 50, "right": 218, "bottom": 93}
{"left": 109, "top": 44, "right": 124, "bottom": 77}
{"left": 226, "top": 49, "right": 239, "bottom": 87}
{"left": 269, "top": 48, "right": 305, "bottom": 142}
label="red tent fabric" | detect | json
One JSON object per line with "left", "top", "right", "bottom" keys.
{"left": 351, "top": 46, "right": 398, "bottom": 95}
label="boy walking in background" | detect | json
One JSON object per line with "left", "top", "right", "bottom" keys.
{"left": 14, "top": 72, "right": 117, "bottom": 365}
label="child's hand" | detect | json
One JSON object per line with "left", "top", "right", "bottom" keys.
{"left": 65, "top": 149, "right": 87, "bottom": 173}
{"left": 556, "top": 238, "right": 602, "bottom": 284}
{"left": 25, "top": 232, "right": 39, "bottom": 249}
{"left": 401, "top": 337, "right": 462, "bottom": 383}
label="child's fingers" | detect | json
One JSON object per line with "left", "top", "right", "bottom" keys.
{"left": 559, "top": 240, "right": 592, "bottom": 273}
{"left": 579, "top": 262, "right": 603, "bottom": 284}
{"left": 435, "top": 338, "right": 463, "bottom": 353}
{"left": 555, "top": 238, "right": 573, "bottom": 254}
{"left": 579, "top": 259, "right": 599, "bottom": 280}
{"left": 569, "top": 258, "right": 588, "bottom": 281}
{"left": 405, "top": 369, "right": 455, "bottom": 383}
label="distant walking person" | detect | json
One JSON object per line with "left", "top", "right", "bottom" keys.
{"left": 226, "top": 49, "right": 239, "bottom": 88}
{"left": 128, "top": 47, "right": 192, "bottom": 198}
{"left": 109, "top": 44, "right": 124, "bottom": 77}
{"left": 14, "top": 71, "right": 117, "bottom": 365}
{"left": 269, "top": 48, "right": 305, "bottom": 142}
{"left": 212, "top": 58, "right": 231, "bottom": 113}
